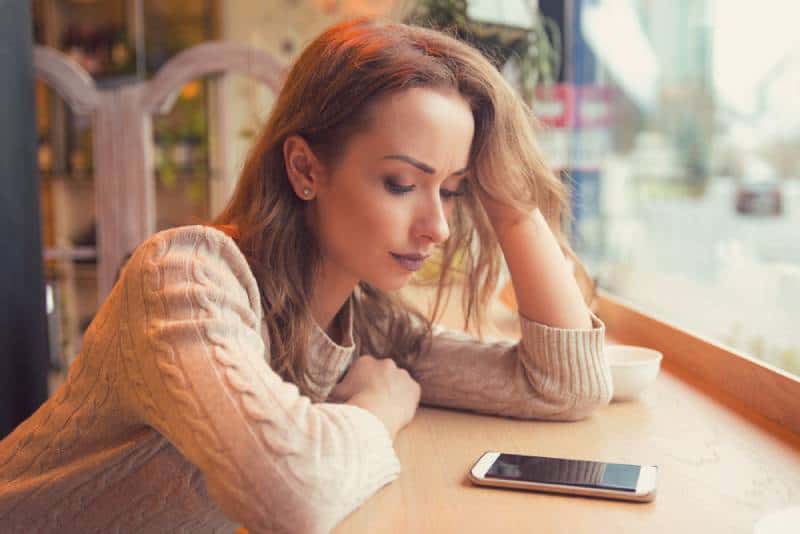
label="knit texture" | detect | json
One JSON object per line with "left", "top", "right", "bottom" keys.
{"left": 0, "top": 225, "right": 611, "bottom": 533}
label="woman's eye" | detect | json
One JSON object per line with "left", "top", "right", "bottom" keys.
{"left": 383, "top": 176, "right": 465, "bottom": 200}
{"left": 384, "top": 178, "right": 415, "bottom": 195}
{"left": 440, "top": 188, "right": 464, "bottom": 201}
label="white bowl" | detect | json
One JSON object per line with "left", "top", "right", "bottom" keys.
{"left": 605, "top": 345, "right": 663, "bottom": 401}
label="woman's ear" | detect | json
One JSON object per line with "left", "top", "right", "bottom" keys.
{"left": 283, "top": 134, "right": 323, "bottom": 200}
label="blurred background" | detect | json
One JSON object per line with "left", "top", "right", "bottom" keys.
{"left": 30, "top": 0, "right": 800, "bottom": 393}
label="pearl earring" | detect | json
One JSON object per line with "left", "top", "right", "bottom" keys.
{"left": 302, "top": 188, "right": 312, "bottom": 198}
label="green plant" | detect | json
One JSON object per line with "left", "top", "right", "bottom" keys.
{"left": 406, "top": 0, "right": 561, "bottom": 102}
{"left": 516, "top": 6, "right": 562, "bottom": 102}
{"left": 409, "top": 0, "right": 470, "bottom": 30}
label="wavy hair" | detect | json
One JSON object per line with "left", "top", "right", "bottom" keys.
{"left": 213, "top": 18, "right": 594, "bottom": 401}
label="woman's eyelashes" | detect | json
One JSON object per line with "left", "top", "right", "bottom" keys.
{"left": 440, "top": 188, "right": 464, "bottom": 200}
{"left": 383, "top": 177, "right": 464, "bottom": 200}
{"left": 384, "top": 177, "right": 415, "bottom": 195}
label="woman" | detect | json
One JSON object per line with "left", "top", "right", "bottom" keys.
{"left": 0, "top": 18, "right": 611, "bottom": 533}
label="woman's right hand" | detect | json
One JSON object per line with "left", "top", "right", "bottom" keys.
{"left": 329, "top": 355, "right": 421, "bottom": 440}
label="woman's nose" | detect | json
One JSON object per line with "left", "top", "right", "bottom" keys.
{"left": 416, "top": 197, "right": 450, "bottom": 244}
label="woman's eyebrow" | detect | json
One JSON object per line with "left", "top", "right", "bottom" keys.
{"left": 382, "top": 154, "right": 468, "bottom": 176}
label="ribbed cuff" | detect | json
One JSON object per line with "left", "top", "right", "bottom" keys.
{"left": 517, "top": 311, "right": 610, "bottom": 402}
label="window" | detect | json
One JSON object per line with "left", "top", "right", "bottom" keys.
{"left": 552, "top": 0, "right": 799, "bottom": 378}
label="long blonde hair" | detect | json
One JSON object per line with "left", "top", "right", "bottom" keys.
{"left": 213, "top": 18, "right": 593, "bottom": 401}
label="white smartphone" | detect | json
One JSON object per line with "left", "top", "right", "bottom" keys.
{"left": 469, "top": 451, "right": 658, "bottom": 503}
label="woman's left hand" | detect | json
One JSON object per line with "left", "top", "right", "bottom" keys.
{"left": 474, "top": 184, "right": 532, "bottom": 238}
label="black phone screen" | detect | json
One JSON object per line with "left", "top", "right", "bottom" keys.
{"left": 484, "top": 454, "right": 640, "bottom": 492}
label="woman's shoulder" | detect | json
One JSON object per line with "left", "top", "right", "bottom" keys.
{"left": 125, "top": 224, "right": 258, "bottom": 297}
{"left": 133, "top": 224, "right": 242, "bottom": 260}
{"left": 142, "top": 224, "right": 237, "bottom": 248}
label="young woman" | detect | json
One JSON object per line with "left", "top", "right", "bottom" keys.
{"left": 0, "top": 18, "right": 611, "bottom": 533}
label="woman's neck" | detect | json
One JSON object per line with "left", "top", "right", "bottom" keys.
{"left": 219, "top": 223, "right": 354, "bottom": 343}
{"left": 309, "top": 262, "right": 357, "bottom": 344}
{"left": 313, "top": 294, "right": 349, "bottom": 345}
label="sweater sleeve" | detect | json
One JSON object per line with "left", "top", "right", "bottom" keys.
{"left": 404, "top": 310, "right": 612, "bottom": 421}
{"left": 119, "top": 227, "right": 400, "bottom": 534}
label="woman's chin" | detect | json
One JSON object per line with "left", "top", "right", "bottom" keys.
{"left": 364, "top": 272, "right": 412, "bottom": 292}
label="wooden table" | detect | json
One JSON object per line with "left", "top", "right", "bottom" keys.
{"left": 334, "top": 287, "right": 800, "bottom": 534}
{"left": 336, "top": 376, "right": 800, "bottom": 533}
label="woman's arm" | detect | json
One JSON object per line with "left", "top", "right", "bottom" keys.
{"left": 482, "top": 201, "right": 592, "bottom": 330}
{"left": 496, "top": 209, "right": 592, "bottom": 329}
{"left": 393, "top": 199, "right": 609, "bottom": 421}
{"left": 405, "top": 312, "right": 610, "bottom": 421}
{"left": 120, "top": 227, "right": 400, "bottom": 533}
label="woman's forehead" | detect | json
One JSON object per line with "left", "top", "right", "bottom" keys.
{"left": 371, "top": 87, "right": 472, "bottom": 127}
{"left": 350, "top": 88, "right": 474, "bottom": 169}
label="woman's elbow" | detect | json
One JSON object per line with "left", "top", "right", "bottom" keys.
{"left": 524, "top": 381, "right": 612, "bottom": 421}
{"left": 232, "top": 487, "right": 338, "bottom": 534}
{"left": 552, "top": 385, "right": 613, "bottom": 421}
{"left": 207, "top": 463, "right": 345, "bottom": 534}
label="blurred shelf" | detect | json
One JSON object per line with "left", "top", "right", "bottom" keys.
{"left": 94, "top": 72, "right": 145, "bottom": 90}
{"left": 39, "top": 169, "right": 95, "bottom": 183}
{"left": 154, "top": 168, "right": 214, "bottom": 179}
{"left": 43, "top": 246, "right": 97, "bottom": 262}
{"left": 33, "top": 0, "right": 219, "bottom": 400}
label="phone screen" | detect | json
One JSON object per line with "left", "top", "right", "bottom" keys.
{"left": 485, "top": 454, "right": 640, "bottom": 492}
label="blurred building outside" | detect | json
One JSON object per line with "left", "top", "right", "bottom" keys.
{"left": 566, "top": 0, "right": 800, "bottom": 376}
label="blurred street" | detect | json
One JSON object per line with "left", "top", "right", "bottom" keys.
{"left": 596, "top": 177, "right": 800, "bottom": 374}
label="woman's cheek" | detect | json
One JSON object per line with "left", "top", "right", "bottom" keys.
{"left": 371, "top": 202, "right": 409, "bottom": 237}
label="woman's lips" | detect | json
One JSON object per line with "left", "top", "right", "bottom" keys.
{"left": 390, "top": 252, "right": 428, "bottom": 272}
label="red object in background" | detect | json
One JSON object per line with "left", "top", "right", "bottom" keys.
{"left": 532, "top": 84, "right": 615, "bottom": 172}
{"left": 735, "top": 180, "right": 784, "bottom": 216}
{"left": 533, "top": 84, "right": 575, "bottom": 128}
{"left": 576, "top": 85, "right": 616, "bottom": 127}
{"left": 533, "top": 83, "right": 615, "bottom": 128}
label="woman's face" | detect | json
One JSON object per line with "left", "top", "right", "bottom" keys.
{"left": 310, "top": 87, "right": 475, "bottom": 293}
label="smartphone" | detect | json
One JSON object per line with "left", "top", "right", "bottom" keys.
{"left": 469, "top": 451, "right": 658, "bottom": 503}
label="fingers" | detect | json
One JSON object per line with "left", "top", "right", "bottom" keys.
{"left": 328, "top": 354, "right": 380, "bottom": 402}
{"left": 328, "top": 383, "right": 349, "bottom": 403}
{"left": 328, "top": 354, "right": 411, "bottom": 404}
{"left": 329, "top": 369, "right": 359, "bottom": 402}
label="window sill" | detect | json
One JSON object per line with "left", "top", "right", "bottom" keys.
{"left": 597, "top": 289, "right": 800, "bottom": 437}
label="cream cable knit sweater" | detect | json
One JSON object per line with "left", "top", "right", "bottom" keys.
{"left": 0, "top": 225, "right": 611, "bottom": 533}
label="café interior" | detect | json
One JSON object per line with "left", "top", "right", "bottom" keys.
{"left": 2, "top": 1, "right": 799, "bottom": 532}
